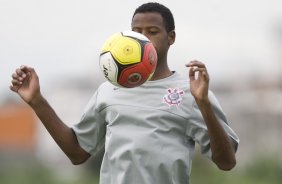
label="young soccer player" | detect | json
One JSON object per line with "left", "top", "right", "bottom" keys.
{"left": 10, "top": 2, "right": 239, "bottom": 184}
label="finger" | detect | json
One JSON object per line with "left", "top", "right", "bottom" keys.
{"left": 11, "top": 79, "right": 23, "bottom": 85}
{"left": 16, "top": 67, "right": 27, "bottom": 78}
{"left": 11, "top": 75, "right": 24, "bottom": 86}
{"left": 14, "top": 65, "right": 35, "bottom": 81}
{"left": 12, "top": 72, "right": 21, "bottom": 80}
{"left": 193, "top": 68, "right": 209, "bottom": 81}
{"left": 10, "top": 78, "right": 22, "bottom": 92}
{"left": 189, "top": 67, "right": 196, "bottom": 81}
{"left": 186, "top": 60, "right": 206, "bottom": 68}
{"left": 187, "top": 61, "right": 209, "bottom": 75}
{"left": 191, "top": 67, "right": 206, "bottom": 72}
{"left": 15, "top": 65, "right": 35, "bottom": 76}
{"left": 21, "top": 66, "right": 37, "bottom": 81}
{"left": 20, "top": 65, "right": 36, "bottom": 74}
{"left": 14, "top": 71, "right": 26, "bottom": 84}
{"left": 10, "top": 84, "right": 20, "bottom": 92}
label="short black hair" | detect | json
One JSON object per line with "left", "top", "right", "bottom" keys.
{"left": 132, "top": 2, "right": 175, "bottom": 32}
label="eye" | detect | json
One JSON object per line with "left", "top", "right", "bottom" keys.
{"left": 148, "top": 29, "right": 159, "bottom": 35}
{"left": 149, "top": 31, "right": 157, "bottom": 34}
{"left": 132, "top": 28, "right": 142, "bottom": 34}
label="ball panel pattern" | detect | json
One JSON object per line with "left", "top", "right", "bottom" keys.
{"left": 99, "top": 52, "right": 120, "bottom": 86}
{"left": 122, "top": 30, "right": 149, "bottom": 41}
{"left": 111, "top": 37, "right": 142, "bottom": 65}
{"left": 101, "top": 33, "right": 122, "bottom": 53}
{"left": 118, "top": 62, "right": 150, "bottom": 88}
{"left": 142, "top": 43, "right": 158, "bottom": 73}
{"left": 99, "top": 30, "right": 158, "bottom": 88}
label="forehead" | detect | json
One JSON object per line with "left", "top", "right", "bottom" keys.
{"left": 131, "top": 12, "right": 165, "bottom": 29}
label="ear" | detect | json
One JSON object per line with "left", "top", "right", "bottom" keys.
{"left": 168, "top": 30, "right": 176, "bottom": 45}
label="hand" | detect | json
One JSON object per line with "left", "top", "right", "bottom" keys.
{"left": 10, "top": 65, "right": 41, "bottom": 104}
{"left": 186, "top": 60, "right": 209, "bottom": 103}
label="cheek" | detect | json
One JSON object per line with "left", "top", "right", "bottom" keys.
{"left": 149, "top": 40, "right": 159, "bottom": 54}
{"left": 151, "top": 43, "right": 161, "bottom": 57}
{"left": 149, "top": 38, "right": 168, "bottom": 58}
{"left": 155, "top": 42, "right": 167, "bottom": 55}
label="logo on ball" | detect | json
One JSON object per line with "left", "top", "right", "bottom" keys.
{"left": 127, "top": 73, "right": 142, "bottom": 84}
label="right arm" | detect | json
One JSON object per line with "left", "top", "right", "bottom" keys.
{"left": 10, "top": 65, "right": 90, "bottom": 165}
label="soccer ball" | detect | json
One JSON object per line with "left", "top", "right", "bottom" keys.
{"left": 99, "top": 30, "right": 158, "bottom": 88}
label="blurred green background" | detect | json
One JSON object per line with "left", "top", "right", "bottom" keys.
{"left": 1, "top": 152, "right": 282, "bottom": 184}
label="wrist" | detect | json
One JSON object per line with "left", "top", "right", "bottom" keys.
{"left": 195, "top": 96, "right": 210, "bottom": 108}
{"left": 28, "top": 92, "right": 45, "bottom": 109}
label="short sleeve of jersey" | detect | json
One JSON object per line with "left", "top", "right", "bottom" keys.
{"left": 72, "top": 90, "right": 106, "bottom": 155}
{"left": 186, "top": 91, "right": 239, "bottom": 159}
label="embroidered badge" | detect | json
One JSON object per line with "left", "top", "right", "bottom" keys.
{"left": 163, "top": 88, "right": 185, "bottom": 106}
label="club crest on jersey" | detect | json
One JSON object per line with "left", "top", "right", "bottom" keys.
{"left": 163, "top": 88, "right": 185, "bottom": 106}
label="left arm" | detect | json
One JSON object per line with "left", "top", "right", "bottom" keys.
{"left": 186, "top": 60, "right": 236, "bottom": 171}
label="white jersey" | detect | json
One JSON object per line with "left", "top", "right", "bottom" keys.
{"left": 72, "top": 72, "right": 239, "bottom": 184}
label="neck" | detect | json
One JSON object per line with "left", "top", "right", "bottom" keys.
{"left": 150, "top": 64, "right": 173, "bottom": 81}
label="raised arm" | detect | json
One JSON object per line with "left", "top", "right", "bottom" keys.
{"left": 186, "top": 61, "right": 236, "bottom": 171}
{"left": 10, "top": 65, "right": 90, "bottom": 164}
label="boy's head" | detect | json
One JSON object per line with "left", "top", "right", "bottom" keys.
{"left": 131, "top": 2, "right": 176, "bottom": 64}
{"left": 132, "top": 2, "right": 175, "bottom": 33}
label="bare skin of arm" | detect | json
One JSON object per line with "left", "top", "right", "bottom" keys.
{"left": 186, "top": 60, "right": 236, "bottom": 171}
{"left": 10, "top": 66, "right": 90, "bottom": 165}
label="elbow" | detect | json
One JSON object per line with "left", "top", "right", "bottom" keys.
{"left": 218, "top": 159, "right": 236, "bottom": 171}
{"left": 68, "top": 152, "right": 91, "bottom": 165}
{"left": 213, "top": 155, "right": 237, "bottom": 171}
{"left": 70, "top": 157, "right": 88, "bottom": 165}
